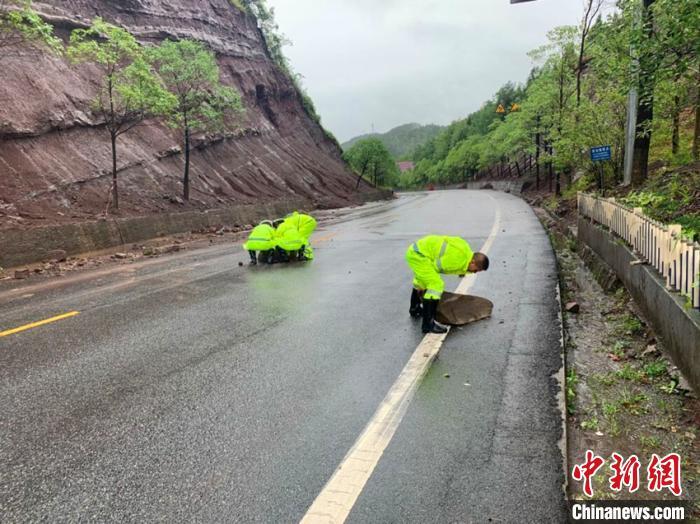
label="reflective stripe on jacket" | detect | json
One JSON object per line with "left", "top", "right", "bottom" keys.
{"left": 412, "top": 235, "right": 474, "bottom": 275}
{"left": 243, "top": 224, "right": 276, "bottom": 251}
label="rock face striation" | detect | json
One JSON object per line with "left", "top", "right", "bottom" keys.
{"left": 0, "top": 0, "right": 371, "bottom": 229}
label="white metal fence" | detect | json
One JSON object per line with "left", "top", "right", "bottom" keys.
{"left": 578, "top": 193, "right": 700, "bottom": 310}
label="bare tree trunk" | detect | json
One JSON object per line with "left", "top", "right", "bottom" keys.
{"left": 184, "top": 126, "right": 191, "bottom": 201}
{"left": 576, "top": 0, "right": 602, "bottom": 107}
{"left": 547, "top": 143, "right": 554, "bottom": 193}
{"left": 671, "top": 95, "right": 680, "bottom": 155}
{"left": 556, "top": 171, "right": 561, "bottom": 197}
{"left": 110, "top": 132, "right": 119, "bottom": 210}
{"left": 693, "top": 93, "right": 700, "bottom": 161}
{"left": 535, "top": 123, "right": 541, "bottom": 191}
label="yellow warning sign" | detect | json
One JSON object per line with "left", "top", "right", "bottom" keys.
{"left": 496, "top": 104, "right": 506, "bottom": 114}
{"left": 510, "top": 103, "right": 521, "bottom": 112}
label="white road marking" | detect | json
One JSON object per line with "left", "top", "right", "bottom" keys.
{"left": 301, "top": 197, "right": 502, "bottom": 524}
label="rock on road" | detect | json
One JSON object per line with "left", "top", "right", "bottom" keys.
{"left": 0, "top": 190, "right": 566, "bottom": 523}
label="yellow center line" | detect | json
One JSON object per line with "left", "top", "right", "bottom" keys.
{"left": 313, "top": 232, "right": 338, "bottom": 243}
{"left": 0, "top": 311, "right": 80, "bottom": 338}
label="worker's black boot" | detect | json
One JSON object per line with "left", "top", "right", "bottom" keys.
{"left": 409, "top": 289, "right": 423, "bottom": 318}
{"left": 276, "top": 247, "right": 290, "bottom": 263}
{"left": 422, "top": 299, "right": 448, "bottom": 334}
{"left": 248, "top": 250, "right": 258, "bottom": 265}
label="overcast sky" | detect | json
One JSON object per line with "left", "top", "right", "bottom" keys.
{"left": 266, "top": 0, "right": 592, "bottom": 142}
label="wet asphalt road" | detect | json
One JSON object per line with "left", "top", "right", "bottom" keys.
{"left": 0, "top": 191, "right": 566, "bottom": 523}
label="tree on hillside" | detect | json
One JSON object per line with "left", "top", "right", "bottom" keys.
{"left": 630, "top": 0, "right": 657, "bottom": 184}
{"left": 0, "top": 0, "right": 61, "bottom": 53}
{"left": 647, "top": 0, "right": 700, "bottom": 160}
{"left": 343, "top": 138, "right": 399, "bottom": 189}
{"left": 68, "top": 19, "right": 175, "bottom": 210}
{"left": 528, "top": 26, "right": 579, "bottom": 194}
{"left": 576, "top": 0, "right": 604, "bottom": 107}
{"left": 150, "top": 39, "right": 244, "bottom": 201}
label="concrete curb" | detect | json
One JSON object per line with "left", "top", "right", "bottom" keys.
{"left": 529, "top": 204, "right": 569, "bottom": 501}
{"left": 0, "top": 190, "right": 393, "bottom": 269}
{"left": 578, "top": 217, "right": 700, "bottom": 393}
{"left": 554, "top": 279, "right": 569, "bottom": 499}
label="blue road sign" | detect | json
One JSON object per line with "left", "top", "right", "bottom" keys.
{"left": 590, "top": 146, "right": 612, "bottom": 162}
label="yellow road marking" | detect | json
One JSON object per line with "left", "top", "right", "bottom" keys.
{"left": 0, "top": 311, "right": 80, "bottom": 338}
{"left": 301, "top": 196, "right": 502, "bottom": 524}
{"left": 313, "top": 232, "right": 337, "bottom": 243}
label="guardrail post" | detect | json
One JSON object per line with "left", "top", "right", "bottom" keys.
{"left": 693, "top": 245, "right": 700, "bottom": 309}
{"left": 668, "top": 225, "right": 682, "bottom": 290}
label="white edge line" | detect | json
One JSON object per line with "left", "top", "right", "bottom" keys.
{"left": 300, "top": 197, "right": 502, "bottom": 524}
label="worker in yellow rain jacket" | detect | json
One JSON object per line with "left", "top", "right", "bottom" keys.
{"left": 405, "top": 235, "right": 490, "bottom": 334}
{"left": 243, "top": 220, "right": 276, "bottom": 265}
{"left": 274, "top": 218, "right": 305, "bottom": 262}
{"left": 282, "top": 211, "right": 317, "bottom": 261}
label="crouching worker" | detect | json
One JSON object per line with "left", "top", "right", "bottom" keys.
{"left": 243, "top": 220, "right": 276, "bottom": 265}
{"left": 405, "top": 235, "right": 490, "bottom": 334}
{"left": 282, "top": 211, "right": 317, "bottom": 261}
{"left": 274, "top": 218, "right": 305, "bottom": 262}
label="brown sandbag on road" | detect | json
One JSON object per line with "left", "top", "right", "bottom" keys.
{"left": 436, "top": 291, "right": 494, "bottom": 326}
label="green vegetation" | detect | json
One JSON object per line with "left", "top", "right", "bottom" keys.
{"left": 343, "top": 138, "right": 400, "bottom": 189}
{"left": 0, "top": 0, "right": 61, "bottom": 53}
{"left": 242, "top": 0, "right": 339, "bottom": 146}
{"left": 619, "top": 390, "right": 649, "bottom": 415}
{"left": 401, "top": 0, "right": 699, "bottom": 236}
{"left": 150, "top": 39, "right": 244, "bottom": 202}
{"left": 643, "top": 360, "right": 668, "bottom": 378}
{"left": 616, "top": 363, "right": 645, "bottom": 382}
{"left": 581, "top": 417, "right": 599, "bottom": 431}
{"left": 620, "top": 169, "right": 700, "bottom": 241}
{"left": 342, "top": 123, "right": 445, "bottom": 159}
{"left": 618, "top": 315, "right": 644, "bottom": 336}
{"left": 405, "top": 82, "right": 525, "bottom": 186}
{"left": 68, "top": 19, "right": 176, "bottom": 209}
{"left": 566, "top": 367, "right": 579, "bottom": 415}
{"left": 639, "top": 435, "right": 662, "bottom": 451}
{"left": 228, "top": 0, "right": 246, "bottom": 12}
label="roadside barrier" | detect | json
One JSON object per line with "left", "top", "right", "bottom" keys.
{"left": 578, "top": 193, "right": 700, "bottom": 310}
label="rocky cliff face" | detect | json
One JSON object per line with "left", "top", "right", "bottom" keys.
{"left": 0, "top": 0, "right": 369, "bottom": 229}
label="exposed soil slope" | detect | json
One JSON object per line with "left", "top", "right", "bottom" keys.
{"left": 0, "top": 0, "right": 372, "bottom": 229}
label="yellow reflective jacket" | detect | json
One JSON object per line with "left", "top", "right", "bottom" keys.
{"left": 412, "top": 235, "right": 474, "bottom": 275}
{"left": 283, "top": 212, "right": 317, "bottom": 240}
{"left": 275, "top": 222, "right": 304, "bottom": 251}
{"left": 243, "top": 223, "right": 275, "bottom": 251}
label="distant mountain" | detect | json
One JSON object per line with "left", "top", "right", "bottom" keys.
{"left": 342, "top": 123, "right": 445, "bottom": 159}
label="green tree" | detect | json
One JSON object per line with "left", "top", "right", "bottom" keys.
{"left": 647, "top": 0, "right": 700, "bottom": 160}
{"left": 150, "top": 39, "right": 244, "bottom": 201}
{"left": 68, "top": 18, "right": 175, "bottom": 210}
{"left": 575, "top": 0, "right": 605, "bottom": 107}
{"left": 0, "top": 0, "right": 61, "bottom": 53}
{"left": 343, "top": 138, "right": 399, "bottom": 189}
